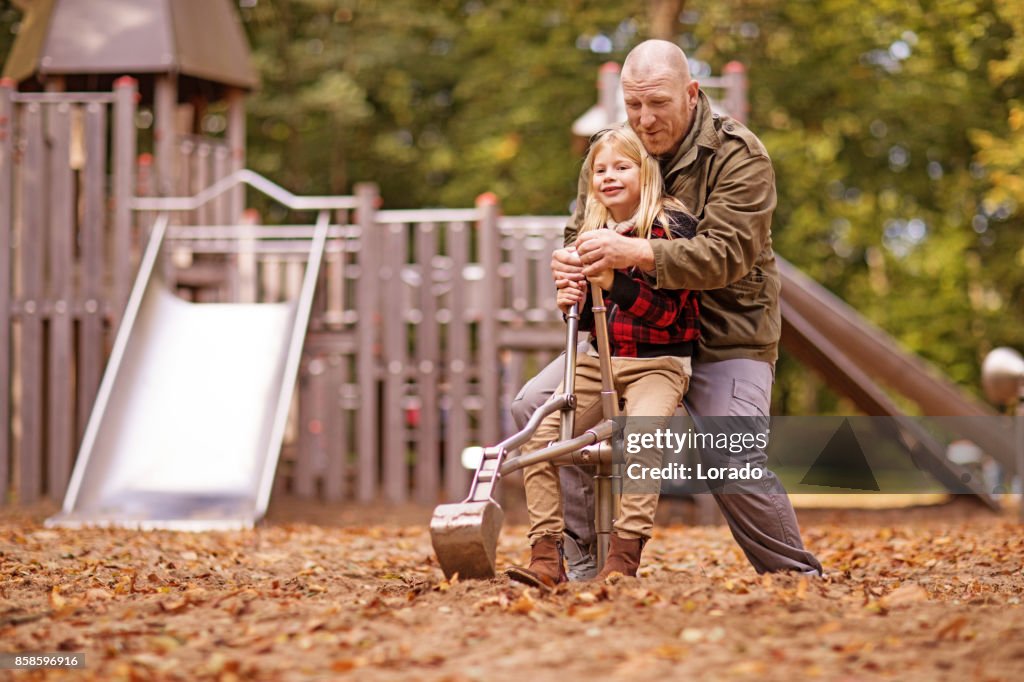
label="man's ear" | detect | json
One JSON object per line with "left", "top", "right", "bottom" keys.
{"left": 686, "top": 80, "right": 700, "bottom": 109}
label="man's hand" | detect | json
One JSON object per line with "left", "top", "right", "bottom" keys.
{"left": 552, "top": 246, "right": 585, "bottom": 290}
{"left": 576, "top": 230, "right": 655, "bottom": 277}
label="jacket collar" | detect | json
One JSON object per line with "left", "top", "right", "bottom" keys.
{"left": 661, "top": 90, "right": 721, "bottom": 178}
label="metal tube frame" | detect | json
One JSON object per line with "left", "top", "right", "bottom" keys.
{"left": 588, "top": 282, "right": 619, "bottom": 568}
{"left": 456, "top": 282, "right": 624, "bottom": 571}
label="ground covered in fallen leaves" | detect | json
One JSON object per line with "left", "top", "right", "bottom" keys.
{"left": 2, "top": 498, "right": 1023, "bottom": 681}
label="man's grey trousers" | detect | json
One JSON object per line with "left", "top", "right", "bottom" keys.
{"left": 510, "top": 349, "right": 823, "bottom": 575}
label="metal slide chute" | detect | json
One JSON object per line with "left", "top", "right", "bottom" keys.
{"left": 778, "top": 256, "right": 1014, "bottom": 506}
{"left": 47, "top": 174, "right": 351, "bottom": 530}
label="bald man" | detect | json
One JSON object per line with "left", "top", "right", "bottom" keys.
{"left": 510, "top": 40, "right": 822, "bottom": 581}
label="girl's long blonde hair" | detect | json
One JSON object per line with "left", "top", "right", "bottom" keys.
{"left": 579, "top": 124, "right": 686, "bottom": 240}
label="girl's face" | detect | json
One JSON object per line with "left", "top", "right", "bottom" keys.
{"left": 590, "top": 143, "right": 641, "bottom": 223}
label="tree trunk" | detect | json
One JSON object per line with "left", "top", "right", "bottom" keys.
{"left": 647, "top": 0, "right": 683, "bottom": 41}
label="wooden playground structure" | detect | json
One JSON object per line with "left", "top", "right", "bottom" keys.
{"left": 0, "top": 1, "right": 1017, "bottom": 524}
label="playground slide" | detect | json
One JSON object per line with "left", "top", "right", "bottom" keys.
{"left": 778, "top": 256, "right": 1015, "bottom": 502}
{"left": 47, "top": 211, "right": 328, "bottom": 530}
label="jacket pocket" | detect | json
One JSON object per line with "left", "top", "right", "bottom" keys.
{"left": 730, "top": 377, "right": 769, "bottom": 417}
{"left": 729, "top": 268, "right": 765, "bottom": 295}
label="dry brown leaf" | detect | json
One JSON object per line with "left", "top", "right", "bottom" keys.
{"left": 653, "top": 644, "right": 688, "bottom": 661}
{"left": 84, "top": 588, "right": 113, "bottom": 602}
{"left": 568, "top": 604, "right": 612, "bottom": 622}
{"left": 508, "top": 593, "right": 535, "bottom": 615}
{"left": 160, "top": 596, "right": 188, "bottom": 613}
{"left": 331, "top": 658, "right": 360, "bottom": 672}
{"left": 815, "top": 621, "right": 842, "bottom": 636}
{"left": 880, "top": 583, "right": 930, "bottom": 609}
{"left": 936, "top": 616, "right": 969, "bottom": 640}
{"left": 473, "top": 594, "right": 509, "bottom": 611}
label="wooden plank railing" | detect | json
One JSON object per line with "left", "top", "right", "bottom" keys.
{"left": 1, "top": 83, "right": 568, "bottom": 508}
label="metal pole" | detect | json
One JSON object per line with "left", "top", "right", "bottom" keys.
{"left": 558, "top": 303, "right": 580, "bottom": 442}
{"left": 589, "top": 282, "right": 619, "bottom": 569}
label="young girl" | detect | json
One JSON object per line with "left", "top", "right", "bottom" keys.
{"left": 508, "top": 124, "right": 699, "bottom": 587}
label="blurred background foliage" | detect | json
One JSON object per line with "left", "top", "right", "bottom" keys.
{"left": 1, "top": 0, "right": 1021, "bottom": 413}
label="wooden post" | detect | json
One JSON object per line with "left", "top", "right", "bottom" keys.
{"left": 226, "top": 87, "right": 246, "bottom": 225}
{"left": 194, "top": 143, "right": 210, "bottom": 225}
{"left": 381, "top": 219, "right": 408, "bottom": 503}
{"left": 723, "top": 61, "right": 748, "bottom": 125}
{"left": 599, "top": 62, "right": 621, "bottom": 126}
{"left": 323, "top": 348, "right": 348, "bottom": 502}
{"left": 476, "top": 194, "right": 501, "bottom": 447}
{"left": 323, "top": 208, "right": 347, "bottom": 328}
{"left": 153, "top": 74, "right": 177, "bottom": 197}
{"left": 236, "top": 208, "right": 259, "bottom": 303}
{"left": 509, "top": 231, "right": 527, "bottom": 319}
{"left": 0, "top": 79, "right": 14, "bottom": 503}
{"left": 295, "top": 358, "right": 319, "bottom": 499}
{"left": 79, "top": 102, "right": 107, "bottom": 442}
{"left": 355, "top": 183, "right": 379, "bottom": 502}
{"left": 445, "top": 221, "right": 471, "bottom": 501}
{"left": 213, "top": 145, "right": 232, "bottom": 301}
{"left": 176, "top": 138, "right": 193, "bottom": 223}
{"left": 112, "top": 77, "right": 138, "bottom": 328}
{"left": 46, "top": 102, "right": 74, "bottom": 500}
{"left": 213, "top": 144, "right": 229, "bottom": 225}
{"left": 414, "top": 222, "right": 441, "bottom": 504}
{"left": 18, "top": 102, "right": 45, "bottom": 504}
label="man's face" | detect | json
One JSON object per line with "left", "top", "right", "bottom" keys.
{"left": 622, "top": 71, "right": 699, "bottom": 158}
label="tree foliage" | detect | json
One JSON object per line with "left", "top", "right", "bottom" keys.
{"left": 1, "top": 0, "right": 1022, "bottom": 413}
{"left": 237, "top": 0, "right": 648, "bottom": 214}
{"left": 681, "top": 0, "right": 1023, "bottom": 409}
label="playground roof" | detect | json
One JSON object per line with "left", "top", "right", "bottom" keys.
{"left": 2, "top": 0, "right": 258, "bottom": 91}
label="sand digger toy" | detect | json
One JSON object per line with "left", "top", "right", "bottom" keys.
{"left": 431, "top": 283, "right": 623, "bottom": 580}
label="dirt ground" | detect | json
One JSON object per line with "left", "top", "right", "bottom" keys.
{"left": 1, "top": 496, "right": 1023, "bottom": 681}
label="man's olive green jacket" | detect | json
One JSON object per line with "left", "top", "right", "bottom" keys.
{"left": 566, "top": 91, "right": 781, "bottom": 365}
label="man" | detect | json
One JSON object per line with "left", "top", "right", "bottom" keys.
{"left": 510, "top": 40, "right": 822, "bottom": 578}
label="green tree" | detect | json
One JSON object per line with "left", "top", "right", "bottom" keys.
{"left": 3, "top": 0, "right": 1021, "bottom": 415}
{"left": 684, "top": 0, "right": 1023, "bottom": 411}
{"left": 238, "top": 0, "right": 647, "bottom": 213}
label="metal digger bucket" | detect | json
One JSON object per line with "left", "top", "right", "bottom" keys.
{"left": 430, "top": 500, "right": 505, "bottom": 580}
{"left": 430, "top": 287, "right": 621, "bottom": 580}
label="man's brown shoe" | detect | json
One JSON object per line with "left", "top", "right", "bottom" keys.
{"left": 594, "top": 534, "right": 645, "bottom": 581}
{"left": 507, "top": 536, "right": 567, "bottom": 590}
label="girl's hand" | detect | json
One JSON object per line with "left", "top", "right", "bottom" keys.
{"left": 588, "top": 269, "right": 614, "bottom": 290}
{"left": 556, "top": 280, "right": 586, "bottom": 314}
{"left": 551, "top": 247, "right": 585, "bottom": 288}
